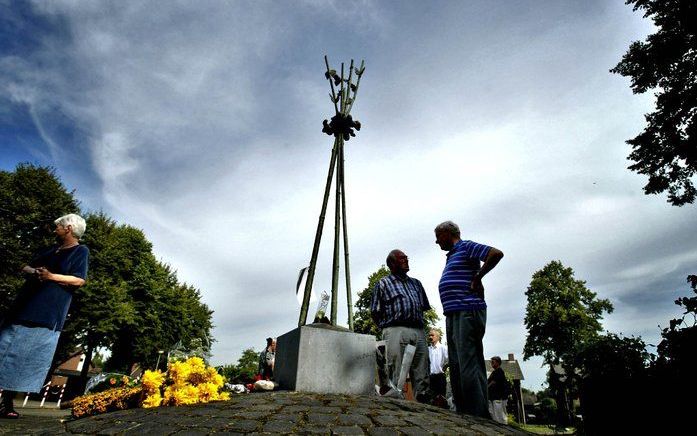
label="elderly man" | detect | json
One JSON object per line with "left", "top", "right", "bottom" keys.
{"left": 488, "top": 356, "right": 509, "bottom": 424}
{"left": 434, "top": 221, "right": 504, "bottom": 418}
{"left": 371, "top": 249, "right": 431, "bottom": 402}
{"left": 428, "top": 329, "right": 448, "bottom": 402}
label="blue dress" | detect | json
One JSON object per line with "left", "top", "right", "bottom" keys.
{"left": 0, "top": 244, "right": 89, "bottom": 393}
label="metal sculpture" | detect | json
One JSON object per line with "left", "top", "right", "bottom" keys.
{"left": 298, "top": 56, "right": 365, "bottom": 329}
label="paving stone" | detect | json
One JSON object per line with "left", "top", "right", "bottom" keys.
{"left": 403, "top": 415, "right": 442, "bottom": 428}
{"left": 249, "top": 404, "right": 281, "bottom": 412}
{"left": 430, "top": 425, "right": 472, "bottom": 435}
{"left": 197, "top": 417, "right": 235, "bottom": 428}
{"left": 315, "top": 406, "right": 344, "bottom": 414}
{"left": 326, "top": 400, "right": 352, "bottom": 408}
{"left": 294, "top": 425, "right": 331, "bottom": 435}
{"left": 96, "top": 420, "right": 142, "bottom": 435}
{"left": 121, "top": 421, "right": 180, "bottom": 435}
{"left": 470, "top": 424, "right": 507, "bottom": 436}
{"left": 262, "top": 419, "right": 296, "bottom": 433}
{"left": 307, "top": 413, "right": 338, "bottom": 425}
{"left": 226, "top": 419, "right": 260, "bottom": 432}
{"left": 400, "top": 427, "right": 431, "bottom": 436}
{"left": 349, "top": 407, "right": 371, "bottom": 416}
{"left": 331, "top": 425, "right": 365, "bottom": 435}
{"left": 272, "top": 413, "right": 302, "bottom": 422}
{"left": 65, "top": 419, "right": 107, "bottom": 433}
{"left": 283, "top": 404, "right": 311, "bottom": 413}
{"left": 337, "top": 414, "right": 371, "bottom": 426}
{"left": 172, "top": 429, "right": 210, "bottom": 436}
{"left": 230, "top": 410, "right": 271, "bottom": 420}
{"left": 371, "top": 414, "right": 405, "bottom": 426}
{"left": 366, "top": 427, "right": 399, "bottom": 436}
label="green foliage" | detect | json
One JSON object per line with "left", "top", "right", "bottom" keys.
{"left": 523, "top": 260, "right": 613, "bottom": 427}
{"left": 611, "top": 0, "right": 697, "bottom": 205}
{"left": 218, "top": 348, "right": 259, "bottom": 384}
{"left": 0, "top": 164, "right": 79, "bottom": 315}
{"left": 353, "top": 265, "right": 439, "bottom": 337}
{"left": 523, "top": 260, "right": 614, "bottom": 366}
{"left": 353, "top": 266, "right": 390, "bottom": 336}
{"left": 105, "top": 260, "right": 214, "bottom": 371}
{"left": 538, "top": 398, "right": 558, "bottom": 424}
{"left": 654, "top": 275, "right": 697, "bottom": 377}
{"left": 574, "top": 333, "right": 650, "bottom": 380}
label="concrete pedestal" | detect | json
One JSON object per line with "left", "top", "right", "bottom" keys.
{"left": 275, "top": 324, "right": 376, "bottom": 395}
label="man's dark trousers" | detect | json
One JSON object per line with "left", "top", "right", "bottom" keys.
{"left": 446, "top": 308, "right": 489, "bottom": 417}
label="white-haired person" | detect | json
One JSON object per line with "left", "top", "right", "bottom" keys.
{"left": 0, "top": 214, "right": 89, "bottom": 419}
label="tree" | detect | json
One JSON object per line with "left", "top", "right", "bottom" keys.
{"left": 217, "top": 348, "right": 260, "bottom": 384}
{"left": 572, "top": 333, "right": 650, "bottom": 434}
{"left": 353, "top": 265, "right": 440, "bottom": 337}
{"left": 105, "top": 260, "right": 214, "bottom": 372}
{"left": 612, "top": 0, "right": 697, "bottom": 205}
{"left": 0, "top": 164, "right": 79, "bottom": 314}
{"left": 654, "top": 274, "right": 697, "bottom": 378}
{"left": 523, "top": 260, "right": 614, "bottom": 426}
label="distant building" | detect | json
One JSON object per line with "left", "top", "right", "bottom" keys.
{"left": 486, "top": 353, "right": 526, "bottom": 424}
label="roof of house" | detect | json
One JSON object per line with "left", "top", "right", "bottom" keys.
{"left": 485, "top": 355, "right": 524, "bottom": 381}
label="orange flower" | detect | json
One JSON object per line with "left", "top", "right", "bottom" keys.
{"left": 109, "top": 378, "right": 116, "bottom": 385}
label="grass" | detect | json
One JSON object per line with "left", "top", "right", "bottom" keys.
{"left": 508, "top": 421, "right": 576, "bottom": 435}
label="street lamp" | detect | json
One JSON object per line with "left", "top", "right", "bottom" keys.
{"left": 155, "top": 350, "right": 164, "bottom": 370}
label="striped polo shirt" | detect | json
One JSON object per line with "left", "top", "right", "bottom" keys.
{"left": 438, "top": 239, "right": 491, "bottom": 314}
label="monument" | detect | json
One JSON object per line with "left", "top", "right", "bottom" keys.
{"left": 275, "top": 57, "right": 377, "bottom": 395}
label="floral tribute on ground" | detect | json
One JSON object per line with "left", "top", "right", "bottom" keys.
{"left": 71, "top": 357, "right": 230, "bottom": 418}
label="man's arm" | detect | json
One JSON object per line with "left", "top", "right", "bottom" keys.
{"left": 471, "top": 247, "right": 504, "bottom": 295}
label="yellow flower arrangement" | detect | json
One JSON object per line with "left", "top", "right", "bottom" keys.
{"left": 71, "top": 386, "right": 141, "bottom": 418}
{"left": 71, "top": 357, "right": 229, "bottom": 418}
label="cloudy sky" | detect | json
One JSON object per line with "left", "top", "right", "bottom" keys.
{"left": 2, "top": 0, "right": 694, "bottom": 390}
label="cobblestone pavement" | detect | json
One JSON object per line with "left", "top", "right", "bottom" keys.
{"left": 0, "top": 401, "right": 71, "bottom": 435}
{"left": 2, "top": 392, "right": 526, "bottom": 435}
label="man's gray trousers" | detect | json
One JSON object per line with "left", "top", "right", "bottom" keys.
{"left": 446, "top": 309, "right": 489, "bottom": 417}
{"left": 382, "top": 326, "right": 430, "bottom": 399}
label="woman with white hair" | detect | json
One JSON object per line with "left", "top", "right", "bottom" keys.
{"left": 0, "top": 213, "right": 89, "bottom": 419}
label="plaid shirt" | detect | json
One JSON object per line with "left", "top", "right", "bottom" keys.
{"left": 371, "top": 274, "right": 431, "bottom": 329}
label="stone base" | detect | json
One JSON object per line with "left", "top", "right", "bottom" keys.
{"left": 275, "top": 324, "right": 376, "bottom": 395}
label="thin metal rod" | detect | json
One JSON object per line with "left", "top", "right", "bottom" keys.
{"left": 339, "top": 142, "right": 354, "bottom": 330}
{"left": 345, "top": 59, "right": 365, "bottom": 115}
{"left": 298, "top": 138, "right": 340, "bottom": 326}
{"left": 339, "top": 62, "right": 345, "bottom": 114}
{"left": 344, "top": 59, "right": 354, "bottom": 114}
{"left": 331, "top": 137, "right": 342, "bottom": 325}
{"left": 324, "top": 55, "right": 339, "bottom": 115}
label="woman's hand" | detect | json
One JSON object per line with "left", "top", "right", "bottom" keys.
{"left": 35, "top": 267, "right": 53, "bottom": 282}
{"left": 35, "top": 267, "right": 85, "bottom": 287}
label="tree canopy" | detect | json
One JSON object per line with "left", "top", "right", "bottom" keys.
{"left": 654, "top": 275, "right": 697, "bottom": 378}
{"left": 0, "top": 164, "right": 80, "bottom": 315}
{"left": 353, "top": 265, "right": 440, "bottom": 337}
{"left": 523, "top": 260, "right": 614, "bottom": 426}
{"left": 523, "top": 260, "right": 614, "bottom": 366}
{"left": 217, "top": 348, "right": 260, "bottom": 384}
{"left": 612, "top": 0, "right": 697, "bottom": 205}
